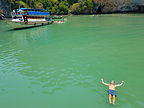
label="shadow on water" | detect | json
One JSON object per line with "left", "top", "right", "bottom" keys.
{"left": 7, "top": 23, "right": 51, "bottom": 31}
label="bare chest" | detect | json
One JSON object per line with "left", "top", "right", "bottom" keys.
{"left": 109, "top": 85, "right": 115, "bottom": 90}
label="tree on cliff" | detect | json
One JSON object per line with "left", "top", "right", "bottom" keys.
{"left": 70, "top": 0, "right": 93, "bottom": 14}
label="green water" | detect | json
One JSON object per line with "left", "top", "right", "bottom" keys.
{"left": 0, "top": 14, "right": 144, "bottom": 108}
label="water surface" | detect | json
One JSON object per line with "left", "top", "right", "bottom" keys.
{"left": 0, "top": 14, "right": 144, "bottom": 108}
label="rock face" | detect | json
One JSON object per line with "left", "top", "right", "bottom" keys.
{"left": 0, "top": 0, "right": 11, "bottom": 17}
{"left": 93, "top": 0, "right": 144, "bottom": 13}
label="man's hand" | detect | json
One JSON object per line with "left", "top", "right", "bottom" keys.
{"left": 122, "top": 81, "right": 124, "bottom": 83}
{"left": 101, "top": 78, "right": 109, "bottom": 86}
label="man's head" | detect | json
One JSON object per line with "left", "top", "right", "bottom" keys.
{"left": 111, "top": 80, "right": 115, "bottom": 84}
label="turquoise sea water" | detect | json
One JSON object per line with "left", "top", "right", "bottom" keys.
{"left": 0, "top": 14, "right": 144, "bottom": 108}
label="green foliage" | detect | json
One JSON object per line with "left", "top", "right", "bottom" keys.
{"left": 34, "top": 1, "right": 43, "bottom": 9}
{"left": 70, "top": 3, "right": 81, "bottom": 14}
{"left": 8, "top": 0, "right": 19, "bottom": 9}
{"left": 19, "top": 1, "right": 30, "bottom": 8}
{"left": 8, "top": 0, "right": 95, "bottom": 15}
{"left": 70, "top": 0, "right": 93, "bottom": 14}
{"left": 58, "top": 1, "right": 69, "bottom": 14}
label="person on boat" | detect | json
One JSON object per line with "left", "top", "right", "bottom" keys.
{"left": 101, "top": 78, "right": 124, "bottom": 105}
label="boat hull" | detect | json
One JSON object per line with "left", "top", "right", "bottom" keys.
{"left": 6, "top": 20, "right": 53, "bottom": 29}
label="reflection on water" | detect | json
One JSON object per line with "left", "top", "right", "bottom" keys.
{"left": 9, "top": 26, "right": 51, "bottom": 49}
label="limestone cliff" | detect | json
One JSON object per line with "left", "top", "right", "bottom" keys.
{"left": 0, "top": 0, "right": 11, "bottom": 17}
{"left": 93, "top": 0, "right": 144, "bottom": 13}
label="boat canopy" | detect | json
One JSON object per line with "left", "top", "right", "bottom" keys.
{"left": 16, "top": 8, "right": 49, "bottom": 12}
{"left": 14, "top": 8, "right": 50, "bottom": 16}
{"left": 27, "top": 11, "right": 50, "bottom": 15}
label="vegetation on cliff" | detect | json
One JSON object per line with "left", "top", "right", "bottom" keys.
{"left": 7, "top": 0, "right": 144, "bottom": 15}
{"left": 8, "top": 0, "right": 84, "bottom": 15}
{"left": 6, "top": 0, "right": 119, "bottom": 15}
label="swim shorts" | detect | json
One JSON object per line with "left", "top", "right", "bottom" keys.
{"left": 108, "top": 89, "right": 117, "bottom": 97}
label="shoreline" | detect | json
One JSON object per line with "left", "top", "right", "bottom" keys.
{"left": 1, "top": 12, "right": 144, "bottom": 20}
{"left": 68, "top": 11, "right": 144, "bottom": 16}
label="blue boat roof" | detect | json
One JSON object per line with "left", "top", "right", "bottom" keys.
{"left": 28, "top": 11, "right": 50, "bottom": 15}
{"left": 17, "top": 8, "right": 48, "bottom": 12}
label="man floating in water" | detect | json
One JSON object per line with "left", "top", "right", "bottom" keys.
{"left": 101, "top": 78, "right": 124, "bottom": 105}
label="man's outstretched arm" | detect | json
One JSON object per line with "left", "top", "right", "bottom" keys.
{"left": 101, "top": 78, "right": 109, "bottom": 86}
{"left": 115, "top": 81, "right": 124, "bottom": 87}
